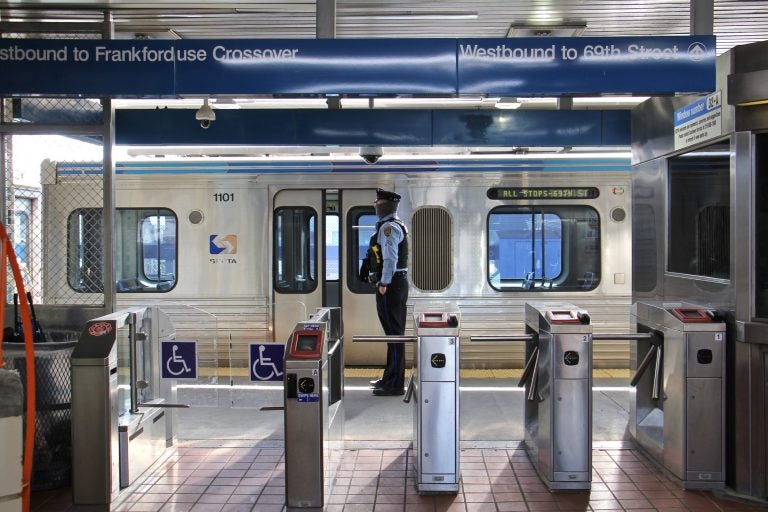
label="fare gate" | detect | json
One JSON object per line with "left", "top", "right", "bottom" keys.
{"left": 522, "top": 302, "right": 593, "bottom": 490}
{"left": 631, "top": 301, "right": 726, "bottom": 489}
{"left": 71, "top": 307, "right": 181, "bottom": 510}
{"left": 284, "top": 307, "right": 344, "bottom": 512}
{"left": 471, "top": 302, "right": 594, "bottom": 491}
{"left": 354, "top": 307, "right": 461, "bottom": 494}
{"left": 411, "top": 311, "right": 461, "bottom": 493}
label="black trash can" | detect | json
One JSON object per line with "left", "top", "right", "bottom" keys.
{"left": 2, "top": 337, "right": 78, "bottom": 490}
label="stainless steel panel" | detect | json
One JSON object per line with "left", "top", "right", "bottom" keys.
{"left": 686, "top": 332, "right": 724, "bottom": 378}
{"left": 284, "top": 362, "right": 324, "bottom": 509}
{"left": 71, "top": 362, "right": 120, "bottom": 505}
{"left": 553, "top": 378, "right": 590, "bottom": 476}
{"left": 662, "top": 327, "right": 686, "bottom": 480}
{"left": 419, "top": 336, "right": 457, "bottom": 382}
{"left": 686, "top": 378, "right": 723, "bottom": 474}
{"left": 535, "top": 333, "right": 553, "bottom": 480}
{"left": 419, "top": 381, "right": 457, "bottom": 480}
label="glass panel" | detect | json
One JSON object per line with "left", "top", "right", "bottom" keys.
{"left": 488, "top": 206, "right": 599, "bottom": 291}
{"left": 274, "top": 207, "right": 317, "bottom": 293}
{"left": 325, "top": 214, "right": 340, "bottom": 281}
{"left": 347, "top": 208, "right": 377, "bottom": 294}
{"left": 116, "top": 322, "right": 132, "bottom": 417}
{"left": 668, "top": 140, "right": 730, "bottom": 278}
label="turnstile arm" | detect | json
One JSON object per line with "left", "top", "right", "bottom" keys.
{"left": 518, "top": 345, "right": 539, "bottom": 388}
{"left": 403, "top": 372, "right": 415, "bottom": 403}
{"left": 469, "top": 335, "right": 534, "bottom": 342}
{"left": 352, "top": 335, "right": 418, "bottom": 343}
{"left": 629, "top": 344, "right": 663, "bottom": 401}
{"left": 652, "top": 345, "right": 663, "bottom": 401}
{"left": 527, "top": 348, "right": 541, "bottom": 402}
{"left": 630, "top": 345, "right": 658, "bottom": 387}
{"left": 592, "top": 333, "right": 654, "bottom": 341}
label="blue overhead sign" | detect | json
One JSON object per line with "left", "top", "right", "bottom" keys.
{"left": 0, "top": 36, "right": 716, "bottom": 97}
{"left": 174, "top": 39, "right": 456, "bottom": 95}
{"left": 457, "top": 36, "right": 716, "bottom": 95}
{"left": 0, "top": 40, "right": 176, "bottom": 96}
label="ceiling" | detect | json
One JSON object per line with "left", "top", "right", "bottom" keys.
{"left": 0, "top": 0, "right": 766, "bottom": 55}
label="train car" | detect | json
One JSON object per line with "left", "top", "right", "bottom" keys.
{"left": 40, "top": 155, "right": 632, "bottom": 371}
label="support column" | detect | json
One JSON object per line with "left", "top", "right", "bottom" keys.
{"left": 316, "top": 0, "right": 336, "bottom": 39}
{"left": 690, "top": 0, "right": 714, "bottom": 35}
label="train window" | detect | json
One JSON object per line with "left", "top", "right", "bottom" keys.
{"left": 325, "top": 214, "right": 340, "bottom": 281}
{"left": 347, "top": 207, "right": 377, "bottom": 294}
{"left": 274, "top": 207, "right": 317, "bottom": 293}
{"left": 487, "top": 206, "right": 600, "bottom": 292}
{"left": 13, "top": 204, "right": 31, "bottom": 266}
{"left": 68, "top": 208, "right": 178, "bottom": 293}
{"left": 137, "top": 211, "right": 177, "bottom": 288}
{"left": 412, "top": 206, "right": 452, "bottom": 291}
{"left": 68, "top": 208, "right": 103, "bottom": 293}
{"left": 668, "top": 140, "right": 730, "bottom": 279}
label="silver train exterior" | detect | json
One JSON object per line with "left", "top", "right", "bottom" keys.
{"left": 40, "top": 156, "right": 632, "bottom": 369}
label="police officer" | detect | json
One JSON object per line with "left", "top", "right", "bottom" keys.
{"left": 367, "top": 188, "right": 409, "bottom": 396}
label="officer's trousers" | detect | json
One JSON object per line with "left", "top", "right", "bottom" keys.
{"left": 375, "top": 273, "right": 409, "bottom": 390}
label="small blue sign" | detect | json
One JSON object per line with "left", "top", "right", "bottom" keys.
{"left": 249, "top": 343, "right": 285, "bottom": 382}
{"left": 674, "top": 94, "right": 717, "bottom": 127}
{"left": 161, "top": 340, "right": 198, "bottom": 380}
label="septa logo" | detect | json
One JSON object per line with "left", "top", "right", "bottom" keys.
{"left": 210, "top": 234, "right": 237, "bottom": 254}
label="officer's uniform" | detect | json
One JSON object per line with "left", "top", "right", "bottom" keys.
{"left": 368, "top": 189, "right": 409, "bottom": 395}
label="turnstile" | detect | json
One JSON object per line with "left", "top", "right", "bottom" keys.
{"left": 631, "top": 301, "right": 726, "bottom": 489}
{"left": 71, "top": 306, "right": 179, "bottom": 510}
{"left": 284, "top": 308, "right": 344, "bottom": 512}
{"left": 412, "top": 310, "right": 460, "bottom": 493}
{"left": 353, "top": 307, "right": 461, "bottom": 494}
{"left": 523, "top": 302, "right": 592, "bottom": 490}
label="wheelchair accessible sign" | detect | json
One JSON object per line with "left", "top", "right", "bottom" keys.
{"left": 250, "top": 343, "right": 284, "bottom": 382}
{"left": 161, "top": 340, "right": 198, "bottom": 380}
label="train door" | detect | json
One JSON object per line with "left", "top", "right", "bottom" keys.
{"left": 272, "top": 187, "right": 384, "bottom": 365}
{"left": 273, "top": 189, "right": 324, "bottom": 344}
{"left": 341, "top": 189, "right": 386, "bottom": 365}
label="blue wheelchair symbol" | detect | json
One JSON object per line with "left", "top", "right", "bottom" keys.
{"left": 161, "top": 340, "right": 197, "bottom": 379}
{"left": 250, "top": 344, "right": 284, "bottom": 382}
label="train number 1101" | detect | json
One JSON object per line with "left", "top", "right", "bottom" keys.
{"left": 214, "top": 193, "right": 235, "bottom": 202}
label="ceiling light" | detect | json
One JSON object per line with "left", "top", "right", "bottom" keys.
{"left": 495, "top": 98, "right": 522, "bottom": 110}
{"left": 345, "top": 12, "right": 478, "bottom": 21}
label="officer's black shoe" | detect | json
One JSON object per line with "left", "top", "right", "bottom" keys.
{"left": 372, "top": 387, "right": 405, "bottom": 396}
{"left": 369, "top": 379, "right": 383, "bottom": 388}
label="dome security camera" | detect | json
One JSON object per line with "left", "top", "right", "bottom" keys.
{"left": 360, "top": 145, "right": 383, "bottom": 164}
{"left": 196, "top": 99, "right": 216, "bottom": 129}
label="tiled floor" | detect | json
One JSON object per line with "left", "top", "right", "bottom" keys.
{"left": 33, "top": 441, "right": 768, "bottom": 512}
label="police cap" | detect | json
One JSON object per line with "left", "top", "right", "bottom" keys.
{"left": 376, "top": 189, "right": 401, "bottom": 203}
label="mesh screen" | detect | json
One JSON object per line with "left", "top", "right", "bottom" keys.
{"left": 3, "top": 130, "right": 104, "bottom": 306}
